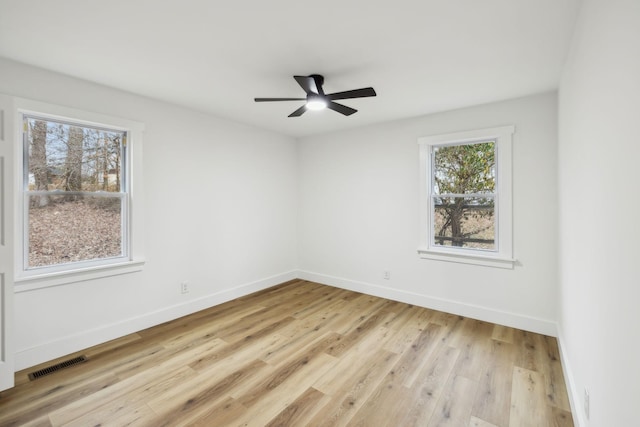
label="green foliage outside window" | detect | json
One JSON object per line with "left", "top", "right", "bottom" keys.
{"left": 432, "top": 141, "right": 496, "bottom": 249}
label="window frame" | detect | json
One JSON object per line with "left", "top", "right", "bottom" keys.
{"left": 418, "top": 125, "right": 515, "bottom": 269}
{"left": 13, "top": 98, "right": 145, "bottom": 290}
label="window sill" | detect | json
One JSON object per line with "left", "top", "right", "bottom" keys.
{"left": 417, "top": 248, "right": 515, "bottom": 269}
{"left": 14, "top": 259, "right": 145, "bottom": 293}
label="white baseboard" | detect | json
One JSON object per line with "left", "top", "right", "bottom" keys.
{"left": 297, "top": 270, "right": 558, "bottom": 337}
{"left": 15, "top": 270, "right": 298, "bottom": 371}
{"left": 555, "top": 327, "right": 585, "bottom": 427}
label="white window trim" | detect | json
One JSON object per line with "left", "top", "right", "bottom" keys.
{"left": 12, "top": 97, "right": 145, "bottom": 291}
{"left": 418, "top": 125, "right": 515, "bottom": 269}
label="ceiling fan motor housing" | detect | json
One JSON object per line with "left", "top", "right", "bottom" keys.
{"left": 308, "top": 74, "right": 325, "bottom": 90}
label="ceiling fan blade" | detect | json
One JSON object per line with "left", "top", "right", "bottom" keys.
{"left": 288, "top": 105, "right": 307, "bottom": 117}
{"left": 254, "top": 97, "right": 305, "bottom": 102}
{"left": 327, "top": 101, "right": 357, "bottom": 116}
{"left": 294, "top": 75, "right": 319, "bottom": 95}
{"left": 327, "top": 87, "right": 377, "bottom": 101}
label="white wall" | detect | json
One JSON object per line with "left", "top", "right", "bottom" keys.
{"left": 558, "top": 0, "right": 640, "bottom": 425}
{"left": 0, "top": 58, "right": 298, "bottom": 370}
{"left": 298, "top": 92, "right": 559, "bottom": 335}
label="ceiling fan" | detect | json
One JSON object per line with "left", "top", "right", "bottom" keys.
{"left": 254, "top": 74, "right": 376, "bottom": 117}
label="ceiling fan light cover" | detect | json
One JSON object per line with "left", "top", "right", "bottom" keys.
{"left": 306, "top": 97, "right": 327, "bottom": 111}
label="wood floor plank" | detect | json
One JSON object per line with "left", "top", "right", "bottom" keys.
{"left": 261, "top": 308, "right": 345, "bottom": 365}
{"left": 509, "top": 367, "right": 550, "bottom": 427}
{"left": 0, "top": 371, "right": 120, "bottom": 427}
{"left": 149, "top": 359, "right": 269, "bottom": 427}
{"left": 383, "top": 305, "right": 436, "bottom": 354}
{"left": 264, "top": 387, "right": 330, "bottom": 427}
{"left": 345, "top": 371, "right": 415, "bottom": 427}
{"left": 536, "top": 335, "right": 572, "bottom": 411}
{"left": 290, "top": 287, "right": 354, "bottom": 319}
{"left": 49, "top": 365, "right": 197, "bottom": 425}
{"left": 307, "top": 349, "right": 399, "bottom": 427}
{"left": 291, "top": 286, "right": 350, "bottom": 318}
{"left": 489, "top": 337, "right": 518, "bottom": 367}
{"left": 313, "top": 324, "right": 397, "bottom": 396}
{"left": 0, "top": 281, "right": 573, "bottom": 427}
{"left": 235, "top": 332, "right": 341, "bottom": 408}
{"left": 286, "top": 294, "right": 349, "bottom": 330}
{"left": 324, "top": 306, "right": 396, "bottom": 358}
{"left": 150, "top": 343, "right": 271, "bottom": 411}
{"left": 454, "top": 341, "right": 491, "bottom": 383}
{"left": 231, "top": 353, "right": 338, "bottom": 427}
{"left": 431, "top": 312, "right": 468, "bottom": 349}
{"left": 427, "top": 374, "right": 479, "bottom": 426}
{"left": 451, "top": 318, "right": 494, "bottom": 347}
{"left": 471, "top": 356, "right": 513, "bottom": 427}
{"left": 400, "top": 322, "right": 445, "bottom": 388}
{"left": 186, "top": 397, "right": 248, "bottom": 427}
{"left": 187, "top": 317, "right": 295, "bottom": 372}
{"left": 331, "top": 294, "right": 390, "bottom": 335}
{"left": 398, "top": 345, "right": 462, "bottom": 426}
{"left": 551, "top": 406, "right": 575, "bottom": 427}
{"left": 514, "top": 330, "right": 541, "bottom": 372}
{"left": 50, "top": 338, "right": 226, "bottom": 423}
{"left": 491, "top": 324, "right": 515, "bottom": 344}
{"left": 469, "top": 415, "right": 499, "bottom": 427}
{"left": 159, "top": 304, "right": 266, "bottom": 350}
{"left": 59, "top": 401, "right": 156, "bottom": 427}
{"left": 214, "top": 306, "right": 296, "bottom": 344}
{"left": 15, "top": 416, "right": 52, "bottom": 427}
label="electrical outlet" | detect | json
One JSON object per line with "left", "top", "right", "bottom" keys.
{"left": 584, "top": 387, "right": 590, "bottom": 420}
{"left": 180, "top": 281, "right": 189, "bottom": 294}
{"left": 383, "top": 270, "right": 391, "bottom": 280}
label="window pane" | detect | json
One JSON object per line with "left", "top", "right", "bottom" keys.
{"left": 28, "top": 194, "right": 123, "bottom": 268}
{"left": 433, "top": 196, "right": 495, "bottom": 250}
{"left": 433, "top": 141, "right": 495, "bottom": 195}
{"left": 27, "top": 117, "right": 124, "bottom": 193}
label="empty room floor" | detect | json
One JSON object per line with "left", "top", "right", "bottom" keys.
{"left": 0, "top": 280, "right": 573, "bottom": 426}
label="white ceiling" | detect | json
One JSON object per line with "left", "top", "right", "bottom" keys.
{"left": 0, "top": 0, "right": 581, "bottom": 138}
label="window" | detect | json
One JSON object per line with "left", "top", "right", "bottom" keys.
{"left": 418, "top": 126, "right": 515, "bottom": 268}
{"left": 24, "top": 115, "right": 127, "bottom": 269}
{"left": 14, "top": 99, "right": 144, "bottom": 288}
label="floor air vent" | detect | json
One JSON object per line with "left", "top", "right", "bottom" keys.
{"left": 28, "top": 355, "right": 88, "bottom": 380}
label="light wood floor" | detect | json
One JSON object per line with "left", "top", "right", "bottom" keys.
{"left": 0, "top": 280, "right": 574, "bottom": 427}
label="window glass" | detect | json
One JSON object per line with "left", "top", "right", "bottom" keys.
{"left": 432, "top": 141, "right": 496, "bottom": 250}
{"left": 433, "top": 196, "right": 495, "bottom": 250}
{"left": 433, "top": 142, "right": 495, "bottom": 194}
{"left": 24, "top": 116, "right": 127, "bottom": 269}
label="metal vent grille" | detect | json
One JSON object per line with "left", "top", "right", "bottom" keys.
{"left": 28, "top": 355, "right": 88, "bottom": 380}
